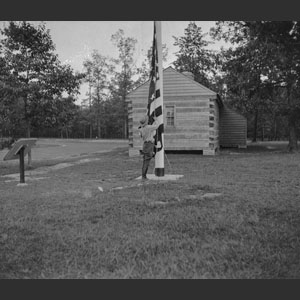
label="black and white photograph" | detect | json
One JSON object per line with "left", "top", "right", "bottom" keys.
{"left": 0, "top": 3, "right": 300, "bottom": 281}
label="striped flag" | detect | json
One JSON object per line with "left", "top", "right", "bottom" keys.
{"left": 147, "top": 21, "right": 164, "bottom": 176}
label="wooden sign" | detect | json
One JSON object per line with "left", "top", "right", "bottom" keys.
{"left": 3, "top": 138, "right": 37, "bottom": 184}
{"left": 3, "top": 138, "right": 37, "bottom": 161}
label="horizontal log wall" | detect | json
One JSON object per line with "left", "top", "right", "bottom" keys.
{"left": 127, "top": 67, "right": 218, "bottom": 156}
{"left": 219, "top": 105, "right": 247, "bottom": 148}
{"left": 128, "top": 97, "right": 217, "bottom": 155}
{"left": 207, "top": 98, "right": 220, "bottom": 152}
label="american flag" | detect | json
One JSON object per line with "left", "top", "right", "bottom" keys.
{"left": 147, "top": 22, "right": 164, "bottom": 154}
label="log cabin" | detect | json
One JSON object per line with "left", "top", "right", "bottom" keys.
{"left": 126, "top": 67, "right": 246, "bottom": 157}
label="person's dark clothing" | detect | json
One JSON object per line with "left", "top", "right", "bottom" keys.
{"left": 141, "top": 141, "right": 155, "bottom": 179}
{"left": 138, "top": 120, "right": 159, "bottom": 179}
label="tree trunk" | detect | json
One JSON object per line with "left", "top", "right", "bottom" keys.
{"left": 24, "top": 93, "right": 32, "bottom": 167}
{"left": 97, "top": 97, "right": 101, "bottom": 138}
{"left": 89, "top": 80, "right": 92, "bottom": 139}
{"left": 273, "top": 118, "right": 277, "bottom": 141}
{"left": 124, "top": 117, "right": 127, "bottom": 139}
{"left": 252, "top": 109, "right": 258, "bottom": 142}
{"left": 287, "top": 86, "right": 298, "bottom": 152}
{"left": 97, "top": 113, "right": 101, "bottom": 138}
{"left": 90, "top": 124, "right": 93, "bottom": 139}
{"left": 97, "top": 122, "right": 101, "bottom": 138}
{"left": 27, "top": 123, "right": 32, "bottom": 167}
{"left": 288, "top": 116, "right": 298, "bottom": 152}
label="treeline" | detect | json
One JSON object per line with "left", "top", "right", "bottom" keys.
{"left": 170, "top": 21, "right": 300, "bottom": 150}
{"left": 171, "top": 21, "right": 300, "bottom": 149}
{"left": 1, "top": 21, "right": 300, "bottom": 150}
{"left": 0, "top": 22, "right": 152, "bottom": 140}
{"left": 211, "top": 21, "right": 300, "bottom": 150}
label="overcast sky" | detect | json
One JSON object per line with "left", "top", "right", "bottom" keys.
{"left": 1, "top": 21, "right": 229, "bottom": 104}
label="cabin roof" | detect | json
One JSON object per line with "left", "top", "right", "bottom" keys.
{"left": 126, "top": 66, "right": 217, "bottom": 100}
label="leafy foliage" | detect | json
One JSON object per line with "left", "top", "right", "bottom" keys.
{"left": 0, "top": 21, "right": 84, "bottom": 138}
{"left": 172, "top": 22, "right": 217, "bottom": 88}
{"left": 109, "top": 29, "right": 139, "bottom": 138}
{"left": 211, "top": 21, "right": 300, "bottom": 149}
{"left": 136, "top": 43, "right": 168, "bottom": 86}
{"left": 82, "top": 50, "right": 113, "bottom": 138}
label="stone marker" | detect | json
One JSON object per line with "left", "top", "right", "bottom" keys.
{"left": 201, "top": 193, "right": 222, "bottom": 199}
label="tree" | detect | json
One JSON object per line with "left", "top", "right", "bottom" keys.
{"left": 71, "top": 105, "right": 92, "bottom": 139}
{"left": 54, "top": 96, "right": 79, "bottom": 138}
{"left": 214, "top": 45, "right": 274, "bottom": 142}
{"left": 110, "top": 29, "right": 138, "bottom": 139}
{"left": 211, "top": 21, "right": 300, "bottom": 150}
{"left": 0, "top": 54, "right": 24, "bottom": 137}
{"left": 0, "top": 21, "right": 83, "bottom": 162}
{"left": 82, "top": 59, "right": 93, "bottom": 138}
{"left": 254, "top": 21, "right": 300, "bottom": 151}
{"left": 172, "top": 22, "right": 217, "bottom": 88}
{"left": 83, "top": 50, "right": 112, "bottom": 138}
{"left": 136, "top": 43, "right": 168, "bottom": 86}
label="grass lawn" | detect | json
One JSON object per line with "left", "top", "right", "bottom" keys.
{"left": 0, "top": 141, "right": 300, "bottom": 278}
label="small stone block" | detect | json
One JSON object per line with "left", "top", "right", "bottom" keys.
{"left": 201, "top": 193, "right": 222, "bottom": 199}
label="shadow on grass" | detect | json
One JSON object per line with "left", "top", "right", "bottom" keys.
{"left": 221, "top": 141, "right": 290, "bottom": 154}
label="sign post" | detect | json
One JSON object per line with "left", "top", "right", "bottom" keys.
{"left": 3, "top": 138, "right": 37, "bottom": 184}
{"left": 19, "top": 146, "right": 25, "bottom": 183}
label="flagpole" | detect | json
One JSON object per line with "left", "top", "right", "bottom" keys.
{"left": 154, "top": 21, "right": 164, "bottom": 177}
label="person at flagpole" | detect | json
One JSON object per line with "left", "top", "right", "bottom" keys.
{"left": 138, "top": 115, "right": 159, "bottom": 180}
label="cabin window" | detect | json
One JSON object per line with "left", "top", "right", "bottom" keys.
{"left": 165, "top": 105, "right": 175, "bottom": 126}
